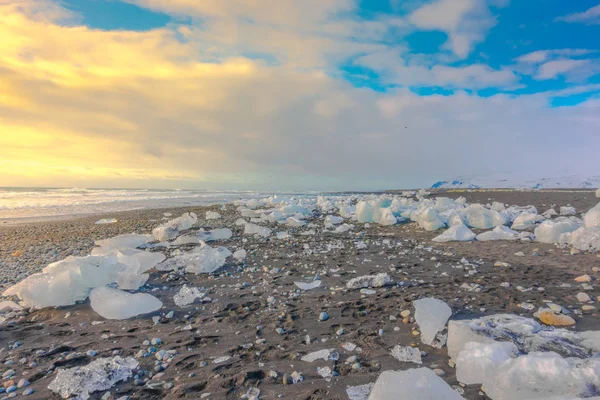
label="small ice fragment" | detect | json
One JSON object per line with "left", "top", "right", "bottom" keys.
{"left": 48, "top": 356, "right": 138, "bottom": 400}
{"left": 346, "top": 383, "right": 374, "bottom": 400}
{"left": 414, "top": 298, "right": 452, "bottom": 346}
{"left": 173, "top": 284, "right": 204, "bottom": 307}
{"left": 294, "top": 280, "right": 322, "bottom": 290}
{"left": 90, "top": 286, "right": 162, "bottom": 320}
{"left": 233, "top": 249, "right": 246, "bottom": 261}
{"left": 205, "top": 211, "right": 221, "bottom": 220}
{"left": 432, "top": 224, "right": 475, "bottom": 242}
{"left": 94, "top": 218, "right": 117, "bottom": 225}
{"left": 346, "top": 273, "right": 392, "bottom": 290}
{"left": 244, "top": 223, "right": 272, "bottom": 237}
{"left": 390, "top": 345, "right": 422, "bottom": 364}
{"left": 301, "top": 349, "right": 332, "bottom": 362}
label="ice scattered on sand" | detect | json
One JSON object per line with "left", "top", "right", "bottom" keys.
{"left": 205, "top": 211, "right": 221, "bottom": 220}
{"left": 158, "top": 244, "right": 230, "bottom": 274}
{"left": 198, "top": 228, "right": 232, "bottom": 242}
{"left": 390, "top": 345, "right": 422, "bottom": 364}
{"left": 535, "top": 217, "right": 583, "bottom": 243}
{"left": 294, "top": 280, "right": 322, "bottom": 290}
{"left": 244, "top": 223, "right": 272, "bottom": 237}
{"left": 455, "top": 341, "right": 517, "bottom": 385}
{"left": 346, "top": 383, "right": 374, "bottom": 400}
{"left": 432, "top": 224, "right": 475, "bottom": 242}
{"left": 447, "top": 314, "right": 600, "bottom": 361}
{"left": 511, "top": 212, "right": 544, "bottom": 230}
{"left": 301, "top": 349, "right": 333, "bottom": 362}
{"left": 560, "top": 206, "right": 577, "bottom": 216}
{"left": 94, "top": 218, "right": 117, "bottom": 225}
{"left": 173, "top": 284, "right": 204, "bottom": 307}
{"left": 90, "top": 286, "right": 162, "bottom": 320}
{"left": 92, "top": 234, "right": 151, "bottom": 255}
{"left": 233, "top": 249, "right": 246, "bottom": 261}
{"left": 346, "top": 273, "right": 393, "bottom": 290}
{"left": 48, "top": 356, "right": 138, "bottom": 400}
{"left": 368, "top": 368, "right": 464, "bottom": 400}
{"left": 3, "top": 256, "right": 126, "bottom": 308}
{"left": 476, "top": 225, "right": 520, "bottom": 241}
{"left": 414, "top": 298, "right": 452, "bottom": 346}
{"left": 152, "top": 212, "right": 197, "bottom": 242}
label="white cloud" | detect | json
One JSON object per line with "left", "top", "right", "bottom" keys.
{"left": 408, "top": 0, "right": 501, "bottom": 58}
{"left": 355, "top": 49, "right": 517, "bottom": 89}
{"left": 536, "top": 59, "right": 591, "bottom": 80}
{"left": 556, "top": 4, "right": 600, "bottom": 25}
{"left": 516, "top": 49, "right": 596, "bottom": 64}
{"left": 515, "top": 49, "right": 600, "bottom": 81}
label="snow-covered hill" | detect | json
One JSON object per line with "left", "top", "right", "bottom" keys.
{"left": 431, "top": 174, "right": 600, "bottom": 189}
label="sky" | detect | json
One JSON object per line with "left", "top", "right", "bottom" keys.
{"left": 0, "top": 0, "right": 599, "bottom": 191}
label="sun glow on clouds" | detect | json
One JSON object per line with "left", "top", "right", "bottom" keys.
{"left": 0, "top": 0, "right": 599, "bottom": 190}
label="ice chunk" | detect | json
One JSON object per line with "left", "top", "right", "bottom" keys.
{"left": 334, "top": 223, "right": 353, "bottom": 233}
{"left": 116, "top": 272, "right": 148, "bottom": 290}
{"left": 414, "top": 298, "right": 452, "bottom": 346}
{"left": 347, "top": 273, "right": 393, "bottom": 290}
{"left": 301, "top": 349, "right": 333, "bottom": 362}
{"left": 597, "top": 188, "right": 600, "bottom": 198}
{"left": 463, "top": 204, "right": 506, "bottom": 229}
{"left": 159, "top": 245, "right": 229, "bottom": 274}
{"left": 113, "top": 249, "right": 165, "bottom": 274}
{"left": 244, "top": 223, "right": 272, "bottom": 237}
{"left": 339, "top": 205, "right": 356, "bottom": 218}
{"left": 368, "top": 368, "right": 464, "bottom": 400}
{"left": 535, "top": 217, "right": 583, "bottom": 243}
{"left": 432, "top": 224, "right": 475, "bottom": 242}
{"left": 484, "top": 352, "right": 600, "bottom": 400}
{"left": 152, "top": 213, "right": 197, "bottom": 242}
{"left": 0, "top": 300, "right": 23, "bottom": 312}
{"left": 173, "top": 284, "right": 204, "bottom": 307}
{"left": 233, "top": 249, "right": 246, "bottom": 261}
{"left": 90, "top": 286, "right": 162, "bottom": 320}
{"left": 286, "top": 217, "right": 306, "bottom": 227}
{"left": 476, "top": 225, "right": 520, "bottom": 241}
{"left": 356, "top": 201, "right": 375, "bottom": 223}
{"left": 171, "top": 235, "right": 199, "bottom": 245}
{"left": 276, "top": 231, "right": 289, "bottom": 239}
{"left": 347, "top": 383, "right": 374, "bottom": 400}
{"left": 584, "top": 202, "right": 600, "bottom": 228}
{"left": 455, "top": 341, "right": 517, "bottom": 385}
{"left": 378, "top": 208, "right": 397, "bottom": 226}
{"left": 92, "top": 234, "right": 151, "bottom": 255}
{"left": 413, "top": 207, "right": 446, "bottom": 231}
{"left": 3, "top": 255, "right": 125, "bottom": 308}
{"left": 560, "top": 206, "right": 577, "bottom": 216}
{"left": 511, "top": 212, "right": 544, "bottom": 230}
{"left": 447, "top": 314, "right": 598, "bottom": 361}
{"left": 205, "top": 211, "right": 221, "bottom": 220}
{"left": 48, "top": 356, "right": 138, "bottom": 400}
{"left": 560, "top": 226, "right": 600, "bottom": 252}
{"left": 390, "top": 345, "right": 422, "bottom": 364}
{"left": 542, "top": 208, "right": 558, "bottom": 219}
{"left": 198, "top": 228, "right": 232, "bottom": 241}
{"left": 325, "top": 215, "right": 344, "bottom": 225}
{"left": 294, "top": 280, "right": 322, "bottom": 290}
{"left": 94, "top": 218, "right": 117, "bottom": 225}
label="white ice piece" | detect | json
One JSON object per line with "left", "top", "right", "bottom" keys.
{"left": 90, "top": 286, "right": 162, "bottom": 320}
{"left": 94, "top": 218, "right": 117, "bottom": 225}
{"left": 3, "top": 255, "right": 126, "bottom": 309}
{"left": 390, "top": 345, "right": 422, "bottom": 364}
{"left": 413, "top": 207, "right": 446, "bottom": 231}
{"left": 476, "top": 225, "right": 520, "bottom": 241}
{"left": 346, "top": 273, "right": 393, "bottom": 290}
{"left": 198, "top": 228, "right": 232, "bottom": 242}
{"left": 432, "top": 224, "right": 475, "bottom": 242}
{"left": 233, "top": 249, "right": 246, "bottom": 261}
{"left": 597, "top": 188, "right": 600, "bottom": 198}
{"left": 560, "top": 226, "right": 600, "bottom": 252}
{"left": 173, "top": 284, "right": 204, "bottom": 307}
{"left": 301, "top": 349, "right": 333, "bottom": 362}
{"left": 294, "top": 280, "right": 322, "bottom": 290}
{"left": 205, "top": 211, "right": 221, "bottom": 220}
{"left": 535, "top": 217, "right": 583, "bottom": 243}
{"left": 368, "top": 368, "right": 464, "bottom": 400}
{"left": 346, "top": 383, "right": 374, "bottom": 400}
{"left": 325, "top": 215, "right": 344, "bottom": 225}
{"left": 511, "top": 212, "right": 544, "bottom": 230}
{"left": 560, "top": 206, "right": 577, "bottom": 216}
{"left": 584, "top": 202, "right": 600, "bottom": 228}
{"left": 152, "top": 213, "right": 197, "bottom": 242}
{"left": 286, "top": 217, "right": 306, "bottom": 227}
{"left": 455, "top": 341, "right": 517, "bottom": 385}
{"left": 48, "top": 356, "right": 138, "bottom": 400}
{"left": 414, "top": 298, "right": 452, "bottom": 346}
{"left": 244, "top": 223, "right": 272, "bottom": 237}
{"left": 463, "top": 204, "right": 506, "bottom": 229}
{"left": 92, "top": 234, "right": 151, "bottom": 255}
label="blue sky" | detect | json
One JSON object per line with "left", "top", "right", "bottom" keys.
{"left": 60, "top": 0, "right": 600, "bottom": 102}
{"left": 1, "top": 0, "right": 599, "bottom": 190}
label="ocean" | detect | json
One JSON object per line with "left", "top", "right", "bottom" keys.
{"left": 0, "top": 187, "right": 313, "bottom": 221}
